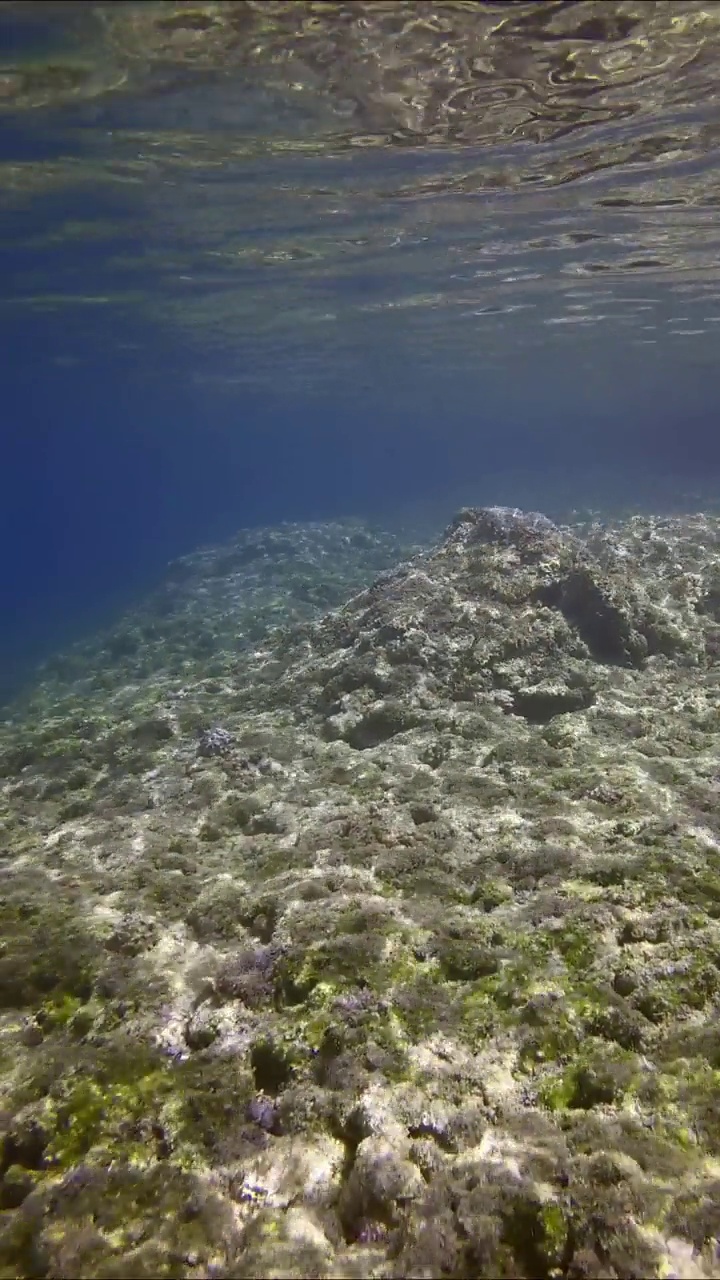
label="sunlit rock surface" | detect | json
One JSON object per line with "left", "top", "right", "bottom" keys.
{"left": 2, "top": 509, "right": 720, "bottom": 1277}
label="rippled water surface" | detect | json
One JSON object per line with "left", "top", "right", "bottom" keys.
{"left": 3, "top": 0, "right": 720, "bottom": 405}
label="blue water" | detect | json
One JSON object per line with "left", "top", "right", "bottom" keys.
{"left": 3, "top": 0, "right": 720, "bottom": 698}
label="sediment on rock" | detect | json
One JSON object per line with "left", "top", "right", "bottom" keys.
{"left": 1, "top": 509, "right": 720, "bottom": 1279}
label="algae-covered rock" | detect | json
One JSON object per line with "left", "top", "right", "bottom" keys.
{"left": 250, "top": 504, "right": 696, "bottom": 742}
{"left": 2, "top": 509, "right": 720, "bottom": 1277}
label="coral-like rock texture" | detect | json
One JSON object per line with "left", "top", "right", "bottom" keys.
{"left": 2, "top": 509, "right": 720, "bottom": 1279}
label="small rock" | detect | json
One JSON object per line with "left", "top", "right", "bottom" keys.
{"left": 197, "top": 726, "right": 235, "bottom": 758}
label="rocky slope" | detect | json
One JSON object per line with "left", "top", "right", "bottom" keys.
{"left": 2, "top": 507, "right": 720, "bottom": 1279}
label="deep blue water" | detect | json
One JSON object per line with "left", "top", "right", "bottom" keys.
{"left": 2, "top": 296, "right": 716, "bottom": 699}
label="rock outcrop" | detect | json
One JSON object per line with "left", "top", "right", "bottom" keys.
{"left": 1, "top": 509, "right": 720, "bottom": 1280}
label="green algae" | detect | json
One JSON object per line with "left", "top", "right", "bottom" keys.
{"left": 537, "top": 1042, "right": 646, "bottom": 1113}
{"left": 0, "top": 1160, "right": 234, "bottom": 1279}
{"left": 0, "top": 889, "right": 99, "bottom": 1012}
{"left": 3, "top": 1035, "right": 257, "bottom": 1188}
{"left": 44, "top": 1070, "right": 172, "bottom": 1171}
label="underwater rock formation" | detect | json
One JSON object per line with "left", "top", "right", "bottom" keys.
{"left": 1, "top": 509, "right": 720, "bottom": 1278}
{"left": 251, "top": 504, "right": 692, "bottom": 742}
